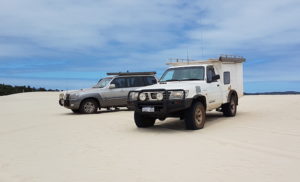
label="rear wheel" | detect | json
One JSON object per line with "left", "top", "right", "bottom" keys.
{"left": 222, "top": 95, "right": 237, "bottom": 116}
{"left": 79, "top": 99, "right": 98, "bottom": 114}
{"left": 134, "top": 112, "right": 156, "bottom": 128}
{"left": 184, "top": 102, "right": 206, "bottom": 130}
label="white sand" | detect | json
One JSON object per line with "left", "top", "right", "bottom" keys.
{"left": 0, "top": 92, "right": 299, "bottom": 182}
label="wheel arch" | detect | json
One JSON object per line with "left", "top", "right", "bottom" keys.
{"left": 192, "top": 95, "right": 207, "bottom": 110}
{"left": 228, "top": 90, "right": 238, "bottom": 105}
{"left": 80, "top": 97, "right": 101, "bottom": 108}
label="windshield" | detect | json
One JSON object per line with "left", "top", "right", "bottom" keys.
{"left": 93, "top": 78, "right": 112, "bottom": 88}
{"left": 160, "top": 66, "right": 205, "bottom": 82}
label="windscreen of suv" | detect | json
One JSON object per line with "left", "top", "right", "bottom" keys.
{"left": 160, "top": 66, "right": 205, "bottom": 82}
{"left": 93, "top": 78, "right": 112, "bottom": 88}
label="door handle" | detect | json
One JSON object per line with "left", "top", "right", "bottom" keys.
{"left": 217, "top": 84, "right": 220, "bottom": 87}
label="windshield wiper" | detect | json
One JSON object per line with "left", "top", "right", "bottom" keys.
{"left": 182, "top": 78, "right": 201, "bottom": 81}
{"left": 164, "top": 79, "right": 180, "bottom": 82}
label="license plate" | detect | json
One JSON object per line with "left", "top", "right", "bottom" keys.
{"left": 142, "top": 106, "right": 155, "bottom": 112}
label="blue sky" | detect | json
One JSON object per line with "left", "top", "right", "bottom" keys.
{"left": 0, "top": 0, "right": 299, "bottom": 92}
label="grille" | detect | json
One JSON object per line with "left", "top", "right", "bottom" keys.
{"left": 163, "top": 92, "right": 170, "bottom": 99}
{"left": 150, "top": 93, "right": 157, "bottom": 99}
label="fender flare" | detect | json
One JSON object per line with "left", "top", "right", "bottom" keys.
{"left": 192, "top": 94, "right": 207, "bottom": 109}
{"left": 227, "top": 90, "right": 238, "bottom": 105}
{"left": 79, "top": 93, "right": 103, "bottom": 108}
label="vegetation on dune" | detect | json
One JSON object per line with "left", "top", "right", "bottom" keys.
{"left": 0, "top": 84, "right": 60, "bottom": 96}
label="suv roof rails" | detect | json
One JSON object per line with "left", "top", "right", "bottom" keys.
{"left": 106, "top": 72, "right": 156, "bottom": 76}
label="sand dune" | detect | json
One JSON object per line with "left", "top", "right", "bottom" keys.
{"left": 0, "top": 92, "right": 299, "bottom": 182}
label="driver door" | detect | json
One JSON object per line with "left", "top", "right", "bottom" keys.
{"left": 206, "top": 66, "right": 223, "bottom": 110}
{"left": 103, "top": 77, "right": 128, "bottom": 106}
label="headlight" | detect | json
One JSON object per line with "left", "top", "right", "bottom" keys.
{"left": 169, "top": 91, "right": 184, "bottom": 100}
{"left": 139, "top": 93, "right": 146, "bottom": 101}
{"left": 156, "top": 92, "right": 163, "bottom": 101}
{"left": 129, "top": 92, "right": 139, "bottom": 101}
{"left": 59, "top": 93, "right": 64, "bottom": 99}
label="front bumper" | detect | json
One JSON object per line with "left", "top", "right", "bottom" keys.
{"left": 59, "top": 98, "right": 81, "bottom": 110}
{"left": 128, "top": 89, "right": 193, "bottom": 118}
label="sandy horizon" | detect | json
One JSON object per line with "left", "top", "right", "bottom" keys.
{"left": 0, "top": 92, "right": 299, "bottom": 182}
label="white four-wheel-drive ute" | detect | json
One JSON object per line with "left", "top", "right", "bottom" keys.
{"left": 128, "top": 55, "right": 246, "bottom": 130}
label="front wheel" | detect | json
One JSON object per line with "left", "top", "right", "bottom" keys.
{"left": 134, "top": 112, "right": 156, "bottom": 128}
{"left": 79, "top": 99, "right": 98, "bottom": 114}
{"left": 184, "top": 102, "right": 206, "bottom": 130}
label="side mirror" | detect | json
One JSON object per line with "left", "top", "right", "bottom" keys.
{"left": 212, "top": 75, "right": 220, "bottom": 81}
{"left": 109, "top": 84, "right": 116, "bottom": 89}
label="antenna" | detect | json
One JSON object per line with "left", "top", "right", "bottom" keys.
{"left": 186, "top": 48, "right": 189, "bottom": 64}
{"left": 201, "top": 29, "right": 204, "bottom": 58}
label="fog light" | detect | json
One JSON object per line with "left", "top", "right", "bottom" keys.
{"left": 156, "top": 93, "right": 163, "bottom": 100}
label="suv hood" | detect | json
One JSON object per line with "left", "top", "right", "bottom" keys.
{"left": 65, "top": 88, "right": 102, "bottom": 95}
{"left": 136, "top": 81, "right": 204, "bottom": 91}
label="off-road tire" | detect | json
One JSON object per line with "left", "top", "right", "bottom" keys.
{"left": 71, "top": 109, "right": 80, "bottom": 113}
{"left": 184, "top": 102, "right": 206, "bottom": 130}
{"left": 134, "top": 112, "right": 156, "bottom": 128}
{"left": 222, "top": 95, "right": 237, "bottom": 117}
{"left": 79, "top": 99, "right": 98, "bottom": 114}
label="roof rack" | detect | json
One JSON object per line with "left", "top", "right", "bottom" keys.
{"left": 106, "top": 72, "right": 156, "bottom": 76}
{"left": 166, "top": 59, "right": 218, "bottom": 66}
{"left": 219, "top": 55, "right": 246, "bottom": 63}
{"left": 166, "top": 55, "right": 246, "bottom": 66}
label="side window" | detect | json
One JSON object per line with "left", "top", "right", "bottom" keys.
{"left": 224, "top": 72, "right": 230, "bottom": 84}
{"left": 133, "top": 77, "right": 144, "bottom": 87}
{"left": 206, "top": 66, "right": 216, "bottom": 82}
{"left": 111, "top": 78, "right": 127, "bottom": 88}
{"left": 144, "top": 76, "right": 157, "bottom": 86}
{"left": 126, "top": 77, "right": 135, "bottom": 87}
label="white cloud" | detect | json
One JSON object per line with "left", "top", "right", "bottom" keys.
{"left": 1, "top": 0, "right": 299, "bottom": 57}
{"left": 186, "top": 0, "right": 300, "bottom": 55}
{"left": 0, "top": 0, "right": 300, "bottom": 86}
{"left": 0, "top": 0, "right": 197, "bottom": 54}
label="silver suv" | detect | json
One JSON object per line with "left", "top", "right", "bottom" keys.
{"left": 59, "top": 72, "right": 157, "bottom": 114}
